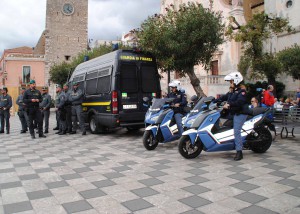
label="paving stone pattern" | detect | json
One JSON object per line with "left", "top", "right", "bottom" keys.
{"left": 0, "top": 116, "right": 299, "bottom": 213}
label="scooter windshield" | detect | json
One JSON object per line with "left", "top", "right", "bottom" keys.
{"left": 189, "top": 96, "right": 215, "bottom": 117}
{"left": 149, "top": 98, "right": 174, "bottom": 112}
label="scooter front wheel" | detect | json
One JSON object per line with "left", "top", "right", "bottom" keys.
{"left": 143, "top": 130, "right": 158, "bottom": 150}
{"left": 178, "top": 136, "right": 202, "bottom": 159}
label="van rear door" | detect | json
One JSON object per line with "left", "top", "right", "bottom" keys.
{"left": 119, "top": 63, "right": 141, "bottom": 113}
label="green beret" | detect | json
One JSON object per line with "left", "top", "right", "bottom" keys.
{"left": 42, "top": 86, "right": 48, "bottom": 90}
{"left": 29, "top": 80, "right": 36, "bottom": 84}
{"left": 73, "top": 81, "right": 79, "bottom": 86}
{"left": 63, "top": 83, "right": 69, "bottom": 87}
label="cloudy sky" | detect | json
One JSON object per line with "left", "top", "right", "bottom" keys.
{"left": 0, "top": 0, "right": 161, "bottom": 55}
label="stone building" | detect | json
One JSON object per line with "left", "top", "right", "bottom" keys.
{"left": 35, "top": 0, "right": 88, "bottom": 94}
{"left": 160, "top": 0, "right": 299, "bottom": 97}
{"left": 160, "top": 0, "right": 246, "bottom": 97}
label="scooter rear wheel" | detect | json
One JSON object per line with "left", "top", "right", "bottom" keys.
{"left": 250, "top": 127, "right": 272, "bottom": 153}
{"left": 178, "top": 136, "right": 202, "bottom": 159}
{"left": 143, "top": 130, "right": 158, "bottom": 150}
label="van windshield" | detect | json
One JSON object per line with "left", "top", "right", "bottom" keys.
{"left": 141, "top": 65, "right": 159, "bottom": 92}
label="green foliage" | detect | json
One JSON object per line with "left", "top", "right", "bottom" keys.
{"left": 277, "top": 44, "right": 300, "bottom": 80}
{"left": 138, "top": 2, "right": 224, "bottom": 73}
{"left": 137, "top": 2, "right": 224, "bottom": 96}
{"left": 50, "top": 43, "right": 131, "bottom": 85}
{"left": 227, "top": 12, "right": 292, "bottom": 83}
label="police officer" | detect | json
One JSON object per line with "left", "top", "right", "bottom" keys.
{"left": 16, "top": 87, "right": 28, "bottom": 133}
{"left": 55, "top": 85, "right": 67, "bottom": 135}
{"left": 39, "top": 86, "right": 51, "bottom": 133}
{"left": 223, "top": 72, "right": 247, "bottom": 161}
{"left": 0, "top": 87, "right": 12, "bottom": 134}
{"left": 63, "top": 83, "right": 72, "bottom": 133}
{"left": 23, "top": 80, "right": 46, "bottom": 139}
{"left": 69, "top": 81, "right": 86, "bottom": 135}
{"left": 167, "top": 81, "right": 187, "bottom": 135}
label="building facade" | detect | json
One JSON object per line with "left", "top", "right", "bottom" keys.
{"left": 0, "top": 46, "right": 45, "bottom": 113}
{"left": 44, "top": 0, "right": 88, "bottom": 89}
{"left": 160, "top": 0, "right": 245, "bottom": 97}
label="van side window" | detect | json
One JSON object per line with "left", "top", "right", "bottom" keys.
{"left": 141, "top": 65, "right": 159, "bottom": 92}
{"left": 86, "top": 71, "right": 98, "bottom": 95}
{"left": 120, "top": 64, "right": 138, "bottom": 92}
{"left": 97, "top": 76, "right": 110, "bottom": 93}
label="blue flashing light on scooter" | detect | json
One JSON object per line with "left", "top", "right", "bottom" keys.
{"left": 178, "top": 98, "right": 273, "bottom": 159}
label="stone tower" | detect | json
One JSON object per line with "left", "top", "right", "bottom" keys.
{"left": 44, "top": 0, "right": 88, "bottom": 85}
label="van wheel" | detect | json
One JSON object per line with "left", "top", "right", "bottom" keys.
{"left": 89, "top": 115, "right": 101, "bottom": 134}
{"left": 143, "top": 130, "right": 158, "bottom": 150}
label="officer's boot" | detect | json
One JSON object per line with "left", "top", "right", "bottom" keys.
{"left": 234, "top": 151, "right": 243, "bottom": 161}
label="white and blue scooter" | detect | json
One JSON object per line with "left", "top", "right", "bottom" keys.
{"left": 143, "top": 98, "right": 179, "bottom": 150}
{"left": 178, "top": 97, "right": 273, "bottom": 159}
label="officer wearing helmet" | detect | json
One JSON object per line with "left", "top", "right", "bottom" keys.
{"left": 167, "top": 81, "right": 187, "bottom": 135}
{"left": 223, "top": 71, "right": 247, "bottom": 161}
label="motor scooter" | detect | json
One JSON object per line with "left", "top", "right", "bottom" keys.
{"left": 178, "top": 97, "right": 273, "bottom": 159}
{"left": 143, "top": 96, "right": 198, "bottom": 150}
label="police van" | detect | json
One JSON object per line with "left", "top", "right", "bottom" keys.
{"left": 69, "top": 49, "right": 161, "bottom": 133}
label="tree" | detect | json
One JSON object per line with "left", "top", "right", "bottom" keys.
{"left": 49, "top": 43, "right": 128, "bottom": 85}
{"left": 277, "top": 44, "right": 300, "bottom": 80}
{"left": 227, "top": 12, "right": 292, "bottom": 89}
{"left": 137, "top": 2, "right": 225, "bottom": 97}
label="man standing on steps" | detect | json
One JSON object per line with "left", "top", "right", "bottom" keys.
{"left": 23, "top": 80, "right": 46, "bottom": 139}
{"left": 0, "top": 87, "right": 12, "bottom": 134}
{"left": 39, "top": 86, "right": 51, "bottom": 134}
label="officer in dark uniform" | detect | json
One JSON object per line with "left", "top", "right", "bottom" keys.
{"left": 63, "top": 83, "right": 72, "bottom": 133}
{"left": 69, "top": 81, "right": 86, "bottom": 135}
{"left": 223, "top": 72, "right": 247, "bottom": 161}
{"left": 55, "top": 85, "right": 67, "bottom": 135}
{"left": 39, "top": 86, "right": 51, "bottom": 133}
{"left": 0, "top": 87, "right": 12, "bottom": 134}
{"left": 16, "top": 87, "right": 28, "bottom": 133}
{"left": 167, "top": 81, "right": 187, "bottom": 135}
{"left": 23, "top": 80, "right": 46, "bottom": 139}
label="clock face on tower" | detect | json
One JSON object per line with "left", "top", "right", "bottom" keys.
{"left": 62, "top": 3, "right": 74, "bottom": 15}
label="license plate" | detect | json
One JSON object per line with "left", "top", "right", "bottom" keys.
{"left": 123, "top": 104, "right": 137, "bottom": 109}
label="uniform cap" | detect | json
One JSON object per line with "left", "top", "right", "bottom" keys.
{"left": 73, "top": 81, "right": 79, "bottom": 86}
{"left": 56, "top": 84, "right": 62, "bottom": 88}
{"left": 42, "top": 86, "right": 48, "bottom": 90}
{"left": 29, "top": 80, "right": 36, "bottom": 84}
{"left": 63, "top": 83, "right": 69, "bottom": 87}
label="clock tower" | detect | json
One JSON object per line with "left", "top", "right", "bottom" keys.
{"left": 44, "top": 0, "right": 88, "bottom": 85}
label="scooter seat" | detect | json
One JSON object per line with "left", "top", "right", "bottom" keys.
{"left": 246, "top": 107, "right": 269, "bottom": 116}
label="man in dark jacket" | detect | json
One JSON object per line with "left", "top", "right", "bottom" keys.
{"left": 0, "top": 87, "right": 12, "bottom": 134}
{"left": 167, "top": 81, "right": 187, "bottom": 135}
{"left": 16, "top": 87, "right": 28, "bottom": 133}
{"left": 55, "top": 85, "right": 67, "bottom": 135}
{"left": 69, "top": 81, "right": 86, "bottom": 135}
{"left": 63, "top": 83, "right": 72, "bottom": 133}
{"left": 39, "top": 86, "right": 51, "bottom": 133}
{"left": 23, "top": 80, "right": 46, "bottom": 139}
{"left": 223, "top": 72, "right": 248, "bottom": 161}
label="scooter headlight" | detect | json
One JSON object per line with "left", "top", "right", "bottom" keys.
{"left": 151, "top": 116, "right": 159, "bottom": 123}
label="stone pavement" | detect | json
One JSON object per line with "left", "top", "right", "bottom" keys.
{"left": 0, "top": 116, "right": 299, "bottom": 214}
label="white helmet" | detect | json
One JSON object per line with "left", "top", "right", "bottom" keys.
{"left": 224, "top": 71, "right": 243, "bottom": 85}
{"left": 168, "top": 81, "right": 178, "bottom": 88}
